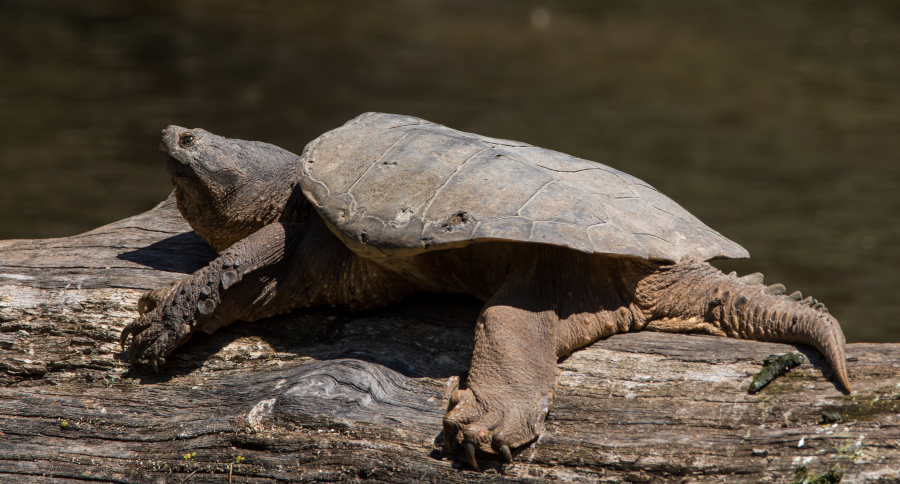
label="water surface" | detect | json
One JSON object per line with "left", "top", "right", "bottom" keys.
{"left": 1, "top": 1, "right": 898, "bottom": 342}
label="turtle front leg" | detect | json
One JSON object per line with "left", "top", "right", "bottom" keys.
{"left": 442, "top": 274, "right": 558, "bottom": 470}
{"left": 121, "top": 222, "right": 303, "bottom": 370}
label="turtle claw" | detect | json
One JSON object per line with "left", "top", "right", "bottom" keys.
{"left": 444, "top": 386, "right": 546, "bottom": 471}
{"left": 465, "top": 442, "right": 479, "bottom": 471}
{"left": 119, "top": 318, "right": 146, "bottom": 350}
{"left": 119, "top": 327, "right": 129, "bottom": 350}
{"left": 149, "top": 358, "right": 159, "bottom": 374}
{"left": 499, "top": 444, "right": 512, "bottom": 462}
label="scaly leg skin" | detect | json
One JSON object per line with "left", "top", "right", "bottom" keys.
{"left": 120, "top": 222, "right": 303, "bottom": 370}
{"left": 442, "top": 262, "right": 559, "bottom": 470}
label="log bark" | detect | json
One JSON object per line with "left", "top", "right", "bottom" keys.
{"left": 1, "top": 194, "right": 898, "bottom": 484}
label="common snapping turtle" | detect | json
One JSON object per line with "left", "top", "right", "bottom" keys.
{"left": 122, "top": 112, "right": 850, "bottom": 469}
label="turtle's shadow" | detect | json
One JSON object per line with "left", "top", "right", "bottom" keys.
{"left": 792, "top": 345, "right": 852, "bottom": 395}
{"left": 120, "top": 291, "right": 477, "bottom": 461}
{"left": 116, "top": 231, "right": 481, "bottom": 384}
{"left": 124, "top": 292, "right": 482, "bottom": 384}
{"left": 116, "top": 231, "right": 217, "bottom": 274}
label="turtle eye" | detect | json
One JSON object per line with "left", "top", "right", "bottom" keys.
{"left": 179, "top": 133, "right": 196, "bottom": 147}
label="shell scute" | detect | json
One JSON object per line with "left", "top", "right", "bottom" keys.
{"left": 587, "top": 223, "right": 644, "bottom": 258}
{"left": 422, "top": 210, "right": 478, "bottom": 241}
{"left": 628, "top": 184, "right": 706, "bottom": 228}
{"left": 353, "top": 112, "right": 433, "bottom": 129}
{"left": 517, "top": 146, "right": 598, "bottom": 172}
{"left": 302, "top": 122, "right": 411, "bottom": 197}
{"left": 554, "top": 169, "right": 636, "bottom": 199}
{"left": 531, "top": 221, "right": 592, "bottom": 252}
{"left": 422, "top": 149, "right": 554, "bottom": 223}
{"left": 470, "top": 217, "right": 533, "bottom": 243}
{"left": 348, "top": 130, "right": 487, "bottom": 230}
{"left": 518, "top": 181, "right": 607, "bottom": 226}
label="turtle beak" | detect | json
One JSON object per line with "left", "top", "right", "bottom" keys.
{"left": 160, "top": 125, "right": 187, "bottom": 155}
{"left": 160, "top": 126, "right": 194, "bottom": 178}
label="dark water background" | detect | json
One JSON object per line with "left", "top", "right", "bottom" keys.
{"left": 1, "top": 1, "right": 898, "bottom": 342}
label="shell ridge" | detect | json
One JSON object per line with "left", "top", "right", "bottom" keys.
{"left": 686, "top": 229, "right": 720, "bottom": 255}
{"left": 469, "top": 215, "right": 517, "bottom": 223}
{"left": 605, "top": 171, "right": 640, "bottom": 197}
{"left": 470, "top": 220, "right": 482, "bottom": 240}
{"left": 697, "top": 226, "right": 744, "bottom": 249}
{"left": 301, "top": 121, "right": 373, "bottom": 209}
{"left": 591, "top": 193, "right": 641, "bottom": 200}
{"left": 696, "top": 225, "right": 728, "bottom": 239}
{"left": 527, "top": 222, "right": 594, "bottom": 253}
{"left": 346, "top": 129, "right": 417, "bottom": 194}
{"left": 458, "top": 133, "right": 530, "bottom": 147}
{"left": 430, "top": 124, "right": 532, "bottom": 148}
{"left": 300, "top": 117, "right": 367, "bottom": 183}
{"left": 388, "top": 122, "right": 435, "bottom": 130}
{"left": 419, "top": 147, "right": 493, "bottom": 239}
{"left": 529, "top": 219, "right": 595, "bottom": 229}
{"left": 695, "top": 227, "right": 749, "bottom": 257}
{"left": 596, "top": 166, "right": 641, "bottom": 180}
{"left": 588, "top": 204, "right": 615, "bottom": 253}
{"left": 298, "top": 132, "right": 331, "bottom": 205}
{"left": 299, "top": 135, "right": 326, "bottom": 180}
{"left": 646, "top": 204, "right": 707, "bottom": 231}
{"left": 584, "top": 220, "right": 609, "bottom": 229}
{"left": 472, "top": 213, "right": 613, "bottom": 226}
{"left": 516, "top": 179, "right": 556, "bottom": 217}
{"left": 534, "top": 165, "right": 599, "bottom": 174}
{"left": 632, "top": 232, "right": 676, "bottom": 246}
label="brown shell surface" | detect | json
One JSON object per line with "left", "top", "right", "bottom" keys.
{"left": 298, "top": 112, "right": 748, "bottom": 262}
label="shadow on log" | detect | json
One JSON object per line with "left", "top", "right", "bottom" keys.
{"left": 1, "top": 193, "right": 898, "bottom": 483}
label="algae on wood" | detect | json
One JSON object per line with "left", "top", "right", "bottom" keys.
{"left": 748, "top": 352, "right": 805, "bottom": 393}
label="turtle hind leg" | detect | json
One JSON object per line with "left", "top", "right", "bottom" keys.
{"left": 636, "top": 259, "right": 851, "bottom": 392}
{"left": 442, "top": 263, "right": 560, "bottom": 470}
{"left": 440, "top": 247, "right": 638, "bottom": 469}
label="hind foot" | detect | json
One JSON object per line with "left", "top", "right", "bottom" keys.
{"left": 442, "top": 385, "right": 551, "bottom": 470}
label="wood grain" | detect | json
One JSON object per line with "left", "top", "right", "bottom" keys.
{"left": 1, "top": 193, "right": 898, "bottom": 483}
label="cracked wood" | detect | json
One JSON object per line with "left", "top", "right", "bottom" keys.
{"left": 0, "top": 194, "right": 898, "bottom": 483}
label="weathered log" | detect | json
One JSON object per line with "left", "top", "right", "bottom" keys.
{"left": 1, "top": 194, "right": 898, "bottom": 484}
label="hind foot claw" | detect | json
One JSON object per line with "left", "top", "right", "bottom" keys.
{"left": 442, "top": 387, "right": 551, "bottom": 470}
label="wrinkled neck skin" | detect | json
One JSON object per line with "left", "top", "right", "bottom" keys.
{"left": 173, "top": 180, "right": 309, "bottom": 253}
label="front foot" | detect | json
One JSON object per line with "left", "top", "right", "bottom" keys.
{"left": 120, "top": 282, "right": 199, "bottom": 371}
{"left": 442, "top": 386, "right": 552, "bottom": 470}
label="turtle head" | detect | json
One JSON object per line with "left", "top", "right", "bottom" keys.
{"left": 160, "top": 126, "right": 303, "bottom": 252}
